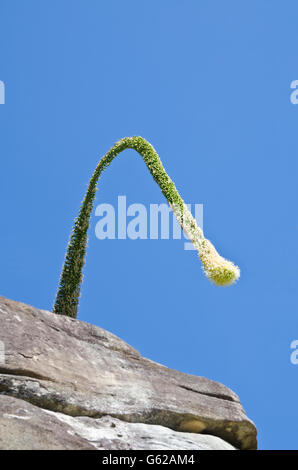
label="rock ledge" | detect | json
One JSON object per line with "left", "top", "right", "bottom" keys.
{"left": 0, "top": 296, "right": 257, "bottom": 450}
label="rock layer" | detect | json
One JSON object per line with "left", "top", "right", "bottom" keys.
{"left": 0, "top": 395, "right": 236, "bottom": 450}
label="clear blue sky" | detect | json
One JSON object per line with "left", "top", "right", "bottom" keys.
{"left": 0, "top": 0, "right": 297, "bottom": 450}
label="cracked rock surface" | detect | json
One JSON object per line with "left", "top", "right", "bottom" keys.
{"left": 0, "top": 296, "right": 257, "bottom": 450}
{"left": 0, "top": 395, "right": 236, "bottom": 450}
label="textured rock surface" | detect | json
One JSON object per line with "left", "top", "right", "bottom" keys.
{"left": 0, "top": 395, "right": 235, "bottom": 450}
{"left": 0, "top": 296, "right": 257, "bottom": 450}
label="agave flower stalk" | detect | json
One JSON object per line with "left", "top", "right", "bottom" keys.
{"left": 53, "top": 136, "right": 240, "bottom": 318}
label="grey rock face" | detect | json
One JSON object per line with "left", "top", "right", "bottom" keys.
{"left": 0, "top": 395, "right": 235, "bottom": 450}
{"left": 0, "top": 296, "right": 257, "bottom": 450}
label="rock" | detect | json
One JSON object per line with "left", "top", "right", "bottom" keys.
{"left": 0, "top": 395, "right": 94, "bottom": 450}
{"left": 0, "top": 395, "right": 236, "bottom": 450}
{"left": 0, "top": 296, "right": 257, "bottom": 450}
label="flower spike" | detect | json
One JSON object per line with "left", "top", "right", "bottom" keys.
{"left": 53, "top": 136, "right": 240, "bottom": 318}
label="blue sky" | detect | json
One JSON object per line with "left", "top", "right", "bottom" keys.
{"left": 0, "top": 0, "right": 297, "bottom": 450}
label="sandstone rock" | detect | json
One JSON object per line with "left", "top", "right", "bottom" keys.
{"left": 0, "top": 395, "right": 235, "bottom": 450}
{"left": 0, "top": 395, "right": 94, "bottom": 450}
{"left": 0, "top": 296, "right": 257, "bottom": 450}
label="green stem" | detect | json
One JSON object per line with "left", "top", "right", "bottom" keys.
{"left": 53, "top": 136, "right": 240, "bottom": 318}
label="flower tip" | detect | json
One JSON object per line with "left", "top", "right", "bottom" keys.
{"left": 199, "top": 239, "right": 240, "bottom": 287}
{"left": 205, "top": 262, "right": 240, "bottom": 286}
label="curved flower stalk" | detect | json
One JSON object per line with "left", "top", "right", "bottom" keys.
{"left": 53, "top": 136, "right": 240, "bottom": 318}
